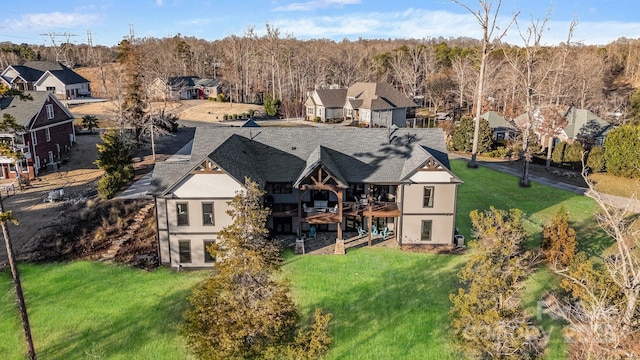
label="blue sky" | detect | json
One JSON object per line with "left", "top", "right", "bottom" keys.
{"left": 1, "top": 0, "right": 639, "bottom": 47}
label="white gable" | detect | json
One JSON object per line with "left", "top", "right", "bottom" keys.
{"left": 173, "top": 173, "right": 242, "bottom": 198}
{"left": 410, "top": 170, "right": 455, "bottom": 183}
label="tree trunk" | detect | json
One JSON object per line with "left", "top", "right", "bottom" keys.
{"left": 1, "top": 206, "right": 37, "bottom": 360}
{"left": 546, "top": 136, "right": 554, "bottom": 170}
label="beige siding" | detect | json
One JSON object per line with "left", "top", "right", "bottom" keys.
{"left": 398, "top": 181, "right": 458, "bottom": 245}
{"left": 401, "top": 214, "right": 455, "bottom": 244}
{"left": 158, "top": 229, "right": 170, "bottom": 265}
{"left": 166, "top": 198, "right": 233, "bottom": 234}
{"left": 402, "top": 182, "right": 457, "bottom": 214}
{"left": 169, "top": 234, "right": 218, "bottom": 268}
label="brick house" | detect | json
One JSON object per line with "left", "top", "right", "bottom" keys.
{"left": 0, "top": 91, "right": 76, "bottom": 179}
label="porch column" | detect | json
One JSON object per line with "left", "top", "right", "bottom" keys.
{"left": 337, "top": 191, "right": 343, "bottom": 240}
{"left": 297, "top": 189, "right": 302, "bottom": 237}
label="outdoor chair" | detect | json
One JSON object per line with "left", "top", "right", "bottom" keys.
{"left": 371, "top": 225, "right": 378, "bottom": 236}
{"left": 309, "top": 226, "right": 317, "bottom": 239}
{"left": 381, "top": 227, "right": 389, "bottom": 239}
{"left": 356, "top": 226, "right": 366, "bottom": 238}
{"left": 329, "top": 204, "right": 338, "bottom": 213}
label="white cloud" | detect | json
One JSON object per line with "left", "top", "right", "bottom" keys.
{"left": 179, "top": 18, "right": 213, "bottom": 26}
{"left": 3, "top": 12, "right": 100, "bottom": 31}
{"left": 156, "top": 0, "right": 164, "bottom": 6}
{"left": 273, "top": 0, "right": 361, "bottom": 12}
{"left": 269, "top": 8, "right": 640, "bottom": 45}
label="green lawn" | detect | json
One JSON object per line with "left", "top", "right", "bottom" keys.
{"left": 0, "top": 262, "right": 207, "bottom": 360}
{"left": 0, "top": 159, "right": 608, "bottom": 359}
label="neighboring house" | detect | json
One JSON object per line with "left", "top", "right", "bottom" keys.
{"left": 305, "top": 88, "right": 347, "bottom": 122}
{"left": 561, "top": 107, "right": 612, "bottom": 146}
{"left": 1, "top": 61, "right": 91, "bottom": 99}
{"left": 516, "top": 106, "right": 613, "bottom": 147}
{"left": 149, "top": 76, "right": 221, "bottom": 100}
{"left": 305, "top": 82, "right": 417, "bottom": 127}
{"left": 0, "top": 91, "right": 76, "bottom": 179}
{"left": 151, "top": 127, "right": 461, "bottom": 269}
{"left": 481, "top": 111, "right": 517, "bottom": 141}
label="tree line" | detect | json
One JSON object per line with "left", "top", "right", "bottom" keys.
{"left": 3, "top": 25, "right": 640, "bottom": 120}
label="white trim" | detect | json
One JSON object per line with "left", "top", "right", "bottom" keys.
{"left": 45, "top": 128, "right": 51, "bottom": 142}
{"left": 30, "top": 118, "right": 75, "bottom": 131}
{"left": 32, "top": 131, "right": 37, "bottom": 145}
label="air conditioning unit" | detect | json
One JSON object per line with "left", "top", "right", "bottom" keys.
{"left": 454, "top": 234, "right": 465, "bottom": 248}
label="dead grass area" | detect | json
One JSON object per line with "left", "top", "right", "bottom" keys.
{"left": 176, "top": 100, "right": 263, "bottom": 122}
{"left": 589, "top": 172, "right": 640, "bottom": 198}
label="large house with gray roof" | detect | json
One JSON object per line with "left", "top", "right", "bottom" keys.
{"left": 151, "top": 127, "right": 461, "bottom": 269}
{"left": 1, "top": 61, "right": 91, "bottom": 100}
{"left": 0, "top": 91, "right": 76, "bottom": 179}
{"left": 305, "top": 82, "right": 417, "bottom": 127}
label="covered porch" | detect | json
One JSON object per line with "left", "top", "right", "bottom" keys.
{"left": 287, "top": 230, "right": 398, "bottom": 255}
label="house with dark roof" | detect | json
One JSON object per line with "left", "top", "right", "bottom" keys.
{"left": 151, "top": 127, "right": 461, "bottom": 269}
{"left": 149, "top": 76, "right": 221, "bottom": 100}
{"left": 305, "top": 82, "right": 417, "bottom": 127}
{"left": 1, "top": 61, "right": 91, "bottom": 99}
{"left": 481, "top": 111, "right": 517, "bottom": 141}
{"left": 0, "top": 91, "right": 76, "bottom": 179}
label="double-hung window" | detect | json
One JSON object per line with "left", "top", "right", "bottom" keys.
{"left": 177, "top": 203, "right": 189, "bottom": 226}
{"left": 46, "top": 104, "right": 55, "bottom": 119}
{"left": 202, "top": 202, "right": 214, "bottom": 226}
{"left": 178, "top": 240, "right": 191, "bottom": 263}
{"left": 421, "top": 220, "right": 432, "bottom": 241}
{"left": 423, "top": 186, "right": 434, "bottom": 208}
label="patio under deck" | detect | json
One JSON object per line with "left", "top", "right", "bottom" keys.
{"left": 286, "top": 231, "right": 397, "bottom": 255}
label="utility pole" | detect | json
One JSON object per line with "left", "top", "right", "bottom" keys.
{"left": 0, "top": 198, "right": 36, "bottom": 359}
{"left": 41, "top": 32, "right": 77, "bottom": 68}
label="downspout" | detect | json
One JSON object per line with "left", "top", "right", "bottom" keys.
{"left": 452, "top": 183, "right": 460, "bottom": 245}
{"left": 398, "top": 184, "right": 405, "bottom": 246}
{"left": 153, "top": 196, "right": 162, "bottom": 264}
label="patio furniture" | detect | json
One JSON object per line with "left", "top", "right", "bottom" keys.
{"left": 381, "top": 227, "right": 389, "bottom": 239}
{"left": 356, "top": 226, "right": 366, "bottom": 238}
{"left": 371, "top": 225, "right": 378, "bottom": 235}
{"left": 329, "top": 204, "right": 338, "bottom": 213}
{"left": 309, "top": 226, "right": 317, "bottom": 239}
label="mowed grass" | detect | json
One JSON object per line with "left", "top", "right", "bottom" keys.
{"left": 283, "top": 249, "right": 465, "bottom": 360}
{"left": 0, "top": 261, "right": 207, "bottom": 360}
{"left": 0, "top": 159, "right": 608, "bottom": 359}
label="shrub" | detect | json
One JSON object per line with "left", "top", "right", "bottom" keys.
{"left": 217, "top": 93, "right": 226, "bottom": 102}
{"left": 233, "top": 113, "right": 238, "bottom": 119}
{"left": 564, "top": 142, "right": 584, "bottom": 169}
{"left": 551, "top": 141, "right": 567, "bottom": 164}
{"left": 586, "top": 145, "right": 606, "bottom": 172}
{"left": 223, "top": 114, "right": 229, "bottom": 121}
{"left": 450, "top": 116, "right": 492, "bottom": 153}
{"left": 247, "top": 109, "right": 255, "bottom": 117}
{"left": 604, "top": 124, "right": 640, "bottom": 178}
{"left": 97, "top": 173, "right": 124, "bottom": 200}
{"left": 542, "top": 207, "right": 577, "bottom": 269}
{"left": 313, "top": 117, "right": 320, "bottom": 123}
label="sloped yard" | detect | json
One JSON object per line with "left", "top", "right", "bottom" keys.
{"left": 0, "top": 159, "right": 605, "bottom": 359}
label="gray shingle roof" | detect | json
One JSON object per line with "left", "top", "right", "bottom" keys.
{"left": 0, "top": 91, "right": 52, "bottom": 127}
{"left": 316, "top": 89, "right": 347, "bottom": 108}
{"left": 23, "top": 61, "right": 89, "bottom": 85}
{"left": 564, "top": 107, "right": 611, "bottom": 139}
{"left": 152, "top": 127, "right": 458, "bottom": 196}
{"left": 481, "top": 111, "right": 515, "bottom": 131}
{"left": 347, "top": 82, "right": 417, "bottom": 110}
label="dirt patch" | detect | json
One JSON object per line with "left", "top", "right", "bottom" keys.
{"left": 175, "top": 100, "right": 263, "bottom": 122}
